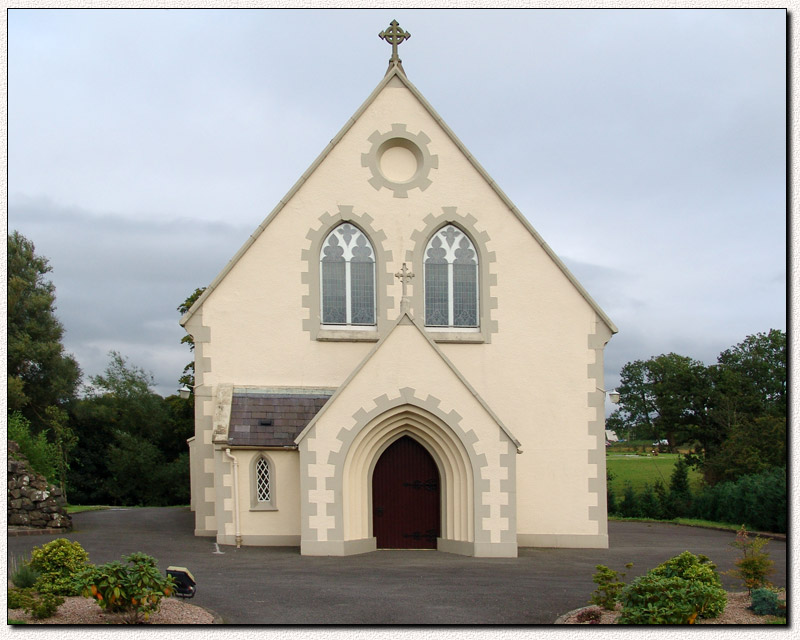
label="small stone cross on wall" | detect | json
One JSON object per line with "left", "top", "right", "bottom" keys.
{"left": 395, "top": 263, "right": 415, "bottom": 298}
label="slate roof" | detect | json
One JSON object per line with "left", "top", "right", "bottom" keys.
{"left": 227, "top": 391, "right": 333, "bottom": 447}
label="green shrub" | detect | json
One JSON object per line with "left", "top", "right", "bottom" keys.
{"left": 619, "top": 552, "right": 727, "bottom": 624}
{"left": 606, "top": 468, "right": 618, "bottom": 515}
{"left": 619, "top": 574, "right": 727, "bottom": 624}
{"left": 29, "top": 538, "right": 90, "bottom": 596}
{"left": 8, "top": 412, "right": 58, "bottom": 481}
{"left": 648, "top": 551, "right": 723, "bottom": 591}
{"left": 692, "top": 467, "right": 786, "bottom": 533}
{"left": 638, "top": 483, "right": 663, "bottom": 519}
{"left": 590, "top": 563, "right": 632, "bottom": 610}
{"left": 75, "top": 552, "right": 175, "bottom": 623}
{"left": 726, "top": 526, "right": 774, "bottom": 593}
{"left": 8, "top": 587, "right": 35, "bottom": 610}
{"left": 28, "top": 593, "right": 65, "bottom": 619}
{"left": 619, "top": 482, "right": 640, "bottom": 518}
{"left": 9, "top": 556, "right": 40, "bottom": 589}
{"left": 7, "top": 588, "right": 64, "bottom": 620}
{"left": 750, "top": 588, "right": 780, "bottom": 616}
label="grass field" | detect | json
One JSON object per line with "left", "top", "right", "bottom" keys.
{"left": 606, "top": 453, "right": 703, "bottom": 495}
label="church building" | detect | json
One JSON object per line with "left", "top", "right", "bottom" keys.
{"left": 180, "top": 21, "right": 617, "bottom": 557}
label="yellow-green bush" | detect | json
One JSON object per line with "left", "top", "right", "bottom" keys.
{"left": 29, "top": 538, "right": 90, "bottom": 595}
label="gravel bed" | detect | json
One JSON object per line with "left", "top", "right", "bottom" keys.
{"left": 8, "top": 596, "right": 215, "bottom": 624}
{"left": 558, "top": 590, "right": 786, "bottom": 625}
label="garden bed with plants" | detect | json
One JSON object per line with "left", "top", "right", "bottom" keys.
{"left": 558, "top": 527, "right": 786, "bottom": 625}
{"left": 8, "top": 538, "right": 213, "bottom": 624}
{"left": 558, "top": 590, "right": 786, "bottom": 625}
{"left": 8, "top": 595, "right": 214, "bottom": 624}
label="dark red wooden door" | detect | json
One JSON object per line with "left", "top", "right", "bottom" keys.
{"left": 372, "top": 436, "right": 440, "bottom": 549}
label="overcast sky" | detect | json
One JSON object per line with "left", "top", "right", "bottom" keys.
{"left": 8, "top": 8, "right": 787, "bottom": 400}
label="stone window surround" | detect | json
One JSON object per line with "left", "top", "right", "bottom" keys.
{"left": 406, "top": 208, "right": 498, "bottom": 343}
{"left": 250, "top": 452, "right": 278, "bottom": 511}
{"left": 361, "top": 123, "right": 439, "bottom": 198}
{"left": 302, "top": 206, "right": 394, "bottom": 342}
{"left": 302, "top": 206, "right": 496, "bottom": 344}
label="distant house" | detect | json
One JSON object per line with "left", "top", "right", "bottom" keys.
{"left": 605, "top": 430, "right": 619, "bottom": 444}
{"left": 180, "top": 21, "right": 617, "bottom": 557}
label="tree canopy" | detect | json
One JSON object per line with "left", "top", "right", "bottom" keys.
{"left": 177, "top": 286, "right": 206, "bottom": 390}
{"left": 68, "top": 351, "right": 193, "bottom": 506}
{"left": 609, "top": 330, "right": 786, "bottom": 484}
{"left": 7, "top": 231, "right": 81, "bottom": 430}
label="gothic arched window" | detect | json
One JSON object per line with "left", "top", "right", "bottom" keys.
{"left": 320, "top": 224, "right": 376, "bottom": 326}
{"left": 256, "top": 456, "right": 271, "bottom": 502}
{"left": 424, "top": 225, "right": 479, "bottom": 328}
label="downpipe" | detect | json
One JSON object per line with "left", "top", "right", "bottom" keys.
{"left": 223, "top": 448, "right": 242, "bottom": 548}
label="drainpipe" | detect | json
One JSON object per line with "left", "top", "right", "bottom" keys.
{"left": 223, "top": 448, "right": 242, "bottom": 548}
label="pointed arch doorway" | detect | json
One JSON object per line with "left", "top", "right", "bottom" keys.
{"left": 372, "top": 435, "right": 441, "bottom": 549}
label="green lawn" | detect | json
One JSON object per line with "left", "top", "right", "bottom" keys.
{"left": 606, "top": 453, "right": 703, "bottom": 495}
{"left": 64, "top": 505, "right": 111, "bottom": 514}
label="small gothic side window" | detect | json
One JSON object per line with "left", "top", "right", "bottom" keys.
{"left": 424, "top": 225, "right": 479, "bottom": 328}
{"left": 320, "top": 224, "right": 376, "bottom": 326}
{"left": 256, "top": 457, "right": 271, "bottom": 502}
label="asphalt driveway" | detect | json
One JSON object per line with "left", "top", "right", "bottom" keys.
{"left": 7, "top": 507, "right": 787, "bottom": 624}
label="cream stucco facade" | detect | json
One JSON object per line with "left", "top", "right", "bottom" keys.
{"left": 181, "top": 59, "right": 616, "bottom": 557}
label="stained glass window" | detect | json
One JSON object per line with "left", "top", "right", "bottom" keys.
{"left": 424, "top": 225, "right": 478, "bottom": 328}
{"left": 320, "top": 224, "right": 376, "bottom": 326}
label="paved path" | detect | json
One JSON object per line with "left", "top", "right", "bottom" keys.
{"left": 7, "top": 508, "right": 787, "bottom": 624}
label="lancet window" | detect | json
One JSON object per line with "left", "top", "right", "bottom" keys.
{"left": 424, "top": 225, "right": 479, "bottom": 328}
{"left": 320, "top": 224, "right": 376, "bottom": 326}
{"left": 256, "top": 456, "right": 271, "bottom": 502}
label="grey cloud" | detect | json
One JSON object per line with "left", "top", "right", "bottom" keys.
{"left": 8, "top": 9, "right": 786, "bottom": 401}
{"left": 9, "top": 197, "right": 251, "bottom": 396}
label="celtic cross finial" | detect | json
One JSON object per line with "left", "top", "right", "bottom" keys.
{"left": 394, "top": 262, "right": 415, "bottom": 298}
{"left": 379, "top": 20, "right": 410, "bottom": 65}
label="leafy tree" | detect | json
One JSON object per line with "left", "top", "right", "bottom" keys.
{"left": 694, "top": 330, "right": 787, "bottom": 483}
{"left": 68, "top": 352, "right": 192, "bottom": 506}
{"left": 667, "top": 455, "right": 692, "bottom": 517}
{"left": 177, "top": 287, "right": 206, "bottom": 390}
{"left": 717, "top": 329, "right": 786, "bottom": 417}
{"left": 638, "top": 483, "right": 662, "bottom": 519}
{"left": 85, "top": 351, "right": 168, "bottom": 443}
{"left": 619, "top": 482, "right": 640, "bottom": 518}
{"left": 7, "top": 231, "right": 81, "bottom": 428}
{"left": 44, "top": 406, "right": 78, "bottom": 501}
{"left": 161, "top": 394, "right": 195, "bottom": 461}
{"left": 606, "top": 468, "right": 618, "bottom": 515}
{"left": 653, "top": 480, "right": 669, "bottom": 518}
{"left": 611, "top": 360, "right": 656, "bottom": 441}
{"left": 610, "top": 331, "right": 786, "bottom": 485}
{"left": 106, "top": 432, "right": 167, "bottom": 506}
{"left": 702, "top": 415, "right": 786, "bottom": 484}
{"left": 611, "top": 353, "right": 710, "bottom": 448}
{"left": 66, "top": 395, "right": 118, "bottom": 504}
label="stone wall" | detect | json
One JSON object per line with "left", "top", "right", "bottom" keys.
{"left": 8, "top": 441, "right": 72, "bottom": 530}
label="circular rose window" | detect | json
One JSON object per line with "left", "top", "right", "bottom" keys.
{"left": 378, "top": 141, "right": 421, "bottom": 183}
{"left": 362, "top": 124, "right": 438, "bottom": 198}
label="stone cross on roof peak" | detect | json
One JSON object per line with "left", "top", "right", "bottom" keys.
{"left": 379, "top": 20, "right": 410, "bottom": 74}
